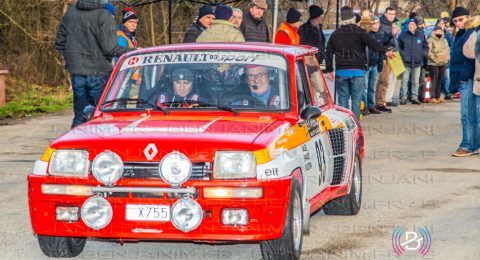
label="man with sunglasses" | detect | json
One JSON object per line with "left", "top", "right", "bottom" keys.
{"left": 449, "top": 7, "right": 478, "bottom": 157}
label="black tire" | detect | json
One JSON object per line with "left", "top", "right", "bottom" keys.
{"left": 323, "top": 154, "right": 362, "bottom": 215}
{"left": 261, "top": 179, "right": 303, "bottom": 260}
{"left": 38, "top": 235, "right": 86, "bottom": 257}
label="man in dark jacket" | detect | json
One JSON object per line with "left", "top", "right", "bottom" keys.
{"left": 398, "top": 18, "right": 428, "bottom": 105}
{"left": 449, "top": 7, "right": 478, "bottom": 157}
{"left": 183, "top": 5, "right": 215, "bottom": 43}
{"left": 240, "top": 0, "right": 269, "bottom": 42}
{"left": 375, "top": 7, "right": 400, "bottom": 111}
{"left": 362, "top": 16, "right": 386, "bottom": 115}
{"left": 298, "top": 5, "right": 326, "bottom": 64}
{"left": 325, "top": 6, "right": 394, "bottom": 120}
{"left": 55, "top": 0, "right": 132, "bottom": 128}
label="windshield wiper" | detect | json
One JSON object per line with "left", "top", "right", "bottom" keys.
{"left": 102, "top": 98, "right": 168, "bottom": 115}
{"left": 160, "top": 101, "right": 238, "bottom": 116}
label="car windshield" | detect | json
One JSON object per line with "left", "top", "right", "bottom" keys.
{"left": 102, "top": 50, "right": 291, "bottom": 112}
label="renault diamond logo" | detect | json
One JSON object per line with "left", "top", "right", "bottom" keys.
{"left": 144, "top": 143, "right": 158, "bottom": 161}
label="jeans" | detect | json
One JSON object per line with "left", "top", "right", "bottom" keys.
{"left": 400, "top": 67, "right": 421, "bottom": 100}
{"left": 363, "top": 66, "right": 378, "bottom": 108}
{"left": 71, "top": 74, "right": 110, "bottom": 128}
{"left": 458, "top": 80, "right": 480, "bottom": 151}
{"left": 336, "top": 76, "right": 365, "bottom": 120}
{"left": 441, "top": 67, "right": 451, "bottom": 96}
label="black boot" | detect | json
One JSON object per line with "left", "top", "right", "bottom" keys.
{"left": 376, "top": 104, "right": 392, "bottom": 113}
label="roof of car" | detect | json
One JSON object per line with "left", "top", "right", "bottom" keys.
{"left": 129, "top": 43, "right": 317, "bottom": 58}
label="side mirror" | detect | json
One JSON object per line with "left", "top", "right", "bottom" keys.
{"left": 82, "top": 105, "right": 96, "bottom": 122}
{"left": 300, "top": 106, "right": 322, "bottom": 122}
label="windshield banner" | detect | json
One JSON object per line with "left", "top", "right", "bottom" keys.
{"left": 120, "top": 51, "right": 287, "bottom": 71}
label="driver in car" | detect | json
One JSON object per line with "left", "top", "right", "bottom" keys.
{"left": 154, "top": 67, "right": 203, "bottom": 105}
{"left": 228, "top": 65, "right": 280, "bottom": 107}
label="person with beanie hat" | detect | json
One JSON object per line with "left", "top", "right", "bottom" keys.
{"left": 274, "top": 8, "right": 302, "bottom": 45}
{"left": 298, "top": 5, "right": 326, "bottom": 63}
{"left": 240, "top": 0, "right": 270, "bottom": 42}
{"left": 325, "top": 6, "right": 395, "bottom": 120}
{"left": 398, "top": 17, "right": 428, "bottom": 105}
{"left": 183, "top": 5, "right": 215, "bottom": 43}
{"left": 449, "top": 7, "right": 479, "bottom": 157}
{"left": 197, "top": 5, "right": 245, "bottom": 42}
{"left": 427, "top": 26, "right": 450, "bottom": 104}
{"left": 55, "top": 0, "right": 134, "bottom": 128}
{"left": 113, "top": 7, "right": 139, "bottom": 65}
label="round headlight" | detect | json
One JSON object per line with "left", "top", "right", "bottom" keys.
{"left": 92, "top": 150, "right": 124, "bottom": 185}
{"left": 81, "top": 196, "right": 113, "bottom": 230}
{"left": 159, "top": 151, "right": 192, "bottom": 186}
{"left": 171, "top": 198, "right": 203, "bottom": 232}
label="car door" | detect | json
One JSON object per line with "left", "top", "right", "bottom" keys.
{"left": 295, "top": 58, "right": 333, "bottom": 199}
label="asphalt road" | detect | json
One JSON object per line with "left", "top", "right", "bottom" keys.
{"left": 1, "top": 100, "right": 479, "bottom": 260}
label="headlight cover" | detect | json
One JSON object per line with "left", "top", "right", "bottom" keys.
{"left": 214, "top": 151, "right": 256, "bottom": 179}
{"left": 159, "top": 151, "right": 192, "bottom": 186}
{"left": 48, "top": 150, "right": 89, "bottom": 177}
{"left": 92, "top": 150, "right": 124, "bottom": 185}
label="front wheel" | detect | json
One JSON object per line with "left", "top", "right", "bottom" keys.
{"left": 260, "top": 179, "right": 303, "bottom": 260}
{"left": 323, "top": 154, "right": 362, "bottom": 215}
{"left": 37, "top": 235, "right": 86, "bottom": 257}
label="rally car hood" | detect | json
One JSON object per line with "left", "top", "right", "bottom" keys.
{"left": 50, "top": 115, "right": 288, "bottom": 161}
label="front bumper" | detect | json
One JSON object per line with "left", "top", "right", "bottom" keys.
{"left": 28, "top": 175, "right": 292, "bottom": 241}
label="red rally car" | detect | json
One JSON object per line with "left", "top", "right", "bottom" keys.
{"left": 28, "top": 43, "right": 364, "bottom": 259}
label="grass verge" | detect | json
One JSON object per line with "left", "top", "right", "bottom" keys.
{"left": 0, "top": 77, "right": 72, "bottom": 120}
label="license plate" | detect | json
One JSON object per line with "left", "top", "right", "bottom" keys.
{"left": 126, "top": 204, "right": 170, "bottom": 221}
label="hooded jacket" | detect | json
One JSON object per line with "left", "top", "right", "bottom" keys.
{"left": 183, "top": 21, "right": 207, "bottom": 43}
{"left": 462, "top": 16, "right": 480, "bottom": 95}
{"left": 55, "top": 0, "right": 131, "bottom": 75}
{"left": 427, "top": 32, "right": 450, "bottom": 66}
{"left": 398, "top": 29, "right": 428, "bottom": 68}
{"left": 196, "top": 20, "right": 245, "bottom": 42}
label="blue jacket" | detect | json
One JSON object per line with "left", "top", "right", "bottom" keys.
{"left": 450, "top": 29, "right": 476, "bottom": 90}
{"left": 398, "top": 29, "right": 428, "bottom": 68}
{"left": 368, "top": 30, "right": 387, "bottom": 71}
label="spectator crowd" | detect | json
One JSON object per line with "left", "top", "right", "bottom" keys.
{"left": 55, "top": 0, "right": 479, "bottom": 157}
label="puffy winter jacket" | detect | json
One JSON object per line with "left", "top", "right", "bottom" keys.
{"left": 379, "top": 15, "right": 398, "bottom": 49}
{"left": 398, "top": 29, "right": 428, "bottom": 68}
{"left": 55, "top": 0, "right": 131, "bottom": 75}
{"left": 427, "top": 33, "right": 450, "bottom": 66}
{"left": 240, "top": 12, "right": 269, "bottom": 42}
{"left": 462, "top": 16, "right": 480, "bottom": 95}
{"left": 197, "top": 20, "right": 245, "bottom": 43}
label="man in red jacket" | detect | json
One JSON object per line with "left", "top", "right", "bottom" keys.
{"left": 274, "top": 8, "right": 302, "bottom": 45}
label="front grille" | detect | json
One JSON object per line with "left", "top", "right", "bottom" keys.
{"left": 329, "top": 128, "right": 347, "bottom": 185}
{"left": 123, "top": 162, "right": 211, "bottom": 180}
{"left": 328, "top": 128, "right": 345, "bottom": 156}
